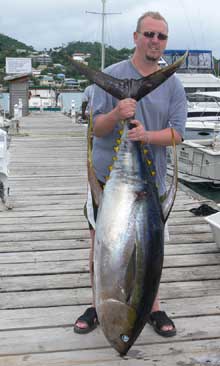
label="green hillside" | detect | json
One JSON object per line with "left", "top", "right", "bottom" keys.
{"left": 0, "top": 33, "right": 34, "bottom": 84}
{"left": 51, "top": 41, "right": 133, "bottom": 78}
{"left": 0, "top": 33, "right": 133, "bottom": 83}
{"left": 0, "top": 33, "right": 34, "bottom": 65}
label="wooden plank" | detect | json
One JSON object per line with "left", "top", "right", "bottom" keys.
{"left": 0, "top": 240, "right": 217, "bottom": 255}
{"left": 1, "top": 266, "right": 220, "bottom": 292}
{"left": 0, "top": 221, "right": 89, "bottom": 233}
{"left": 0, "top": 230, "right": 90, "bottom": 242}
{"left": 0, "top": 252, "right": 219, "bottom": 272}
{"left": 0, "top": 252, "right": 220, "bottom": 276}
{"left": 0, "top": 239, "right": 90, "bottom": 253}
{"left": 0, "top": 249, "right": 90, "bottom": 263}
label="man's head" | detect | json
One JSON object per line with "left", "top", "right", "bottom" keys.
{"left": 134, "top": 11, "right": 168, "bottom": 63}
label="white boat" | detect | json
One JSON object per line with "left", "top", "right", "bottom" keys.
{"left": 167, "top": 75, "right": 220, "bottom": 187}
{"left": 185, "top": 92, "right": 220, "bottom": 140}
{"left": 167, "top": 134, "right": 220, "bottom": 187}
{"left": 29, "top": 89, "right": 61, "bottom": 111}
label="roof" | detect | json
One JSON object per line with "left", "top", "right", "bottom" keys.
{"left": 176, "top": 73, "right": 220, "bottom": 88}
{"left": 4, "top": 73, "right": 30, "bottom": 82}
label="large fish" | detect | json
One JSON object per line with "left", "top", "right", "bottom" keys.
{"left": 70, "top": 53, "right": 187, "bottom": 355}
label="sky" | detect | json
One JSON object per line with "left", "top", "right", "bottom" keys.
{"left": 1, "top": 0, "right": 220, "bottom": 58}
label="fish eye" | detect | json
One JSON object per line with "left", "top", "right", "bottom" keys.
{"left": 120, "top": 334, "right": 130, "bottom": 343}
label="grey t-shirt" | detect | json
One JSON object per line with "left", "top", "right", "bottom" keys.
{"left": 92, "top": 59, "right": 187, "bottom": 195}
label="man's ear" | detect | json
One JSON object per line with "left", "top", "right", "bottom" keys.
{"left": 133, "top": 31, "right": 138, "bottom": 44}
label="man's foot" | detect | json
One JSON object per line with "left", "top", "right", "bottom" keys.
{"left": 74, "top": 307, "right": 98, "bottom": 334}
{"left": 148, "top": 311, "right": 176, "bottom": 337}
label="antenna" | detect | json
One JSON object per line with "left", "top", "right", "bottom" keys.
{"left": 86, "top": 0, "right": 121, "bottom": 71}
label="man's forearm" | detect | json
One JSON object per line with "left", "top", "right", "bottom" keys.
{"left": 93, "top": 108, "right": 120, "bottom": 137}
{"left": 145, "top": 128, "right": 182, "bottom": 146}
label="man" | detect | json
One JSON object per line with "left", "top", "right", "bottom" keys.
{"left": 74, "top": 11, "right": 187, "bottom": 337}
{"left": 81, "top": 84, "right": 94, "bottom": 121}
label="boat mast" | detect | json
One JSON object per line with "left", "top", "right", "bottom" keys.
{"left": 101, "top": 0, "right": 106, "bottom": 72}
{"left": 86, "top": 0, "right": 121, "bottom": 71}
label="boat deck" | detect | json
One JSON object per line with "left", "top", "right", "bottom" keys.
{"left": 0, "top": 112, "right": 219, "bottom": 366}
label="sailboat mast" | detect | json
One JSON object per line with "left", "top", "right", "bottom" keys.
{"left": 101, "top": 0, "right": 106, "bottom": 71}
{"left": 86, "top": 1, "right": 121, "bottom": 71}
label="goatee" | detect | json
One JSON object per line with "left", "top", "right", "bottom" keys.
{"left": 145, "top": 54, "right": 159, "bottom": 62}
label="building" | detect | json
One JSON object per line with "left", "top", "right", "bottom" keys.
{"left": 64, "top": 78, "right": 80, "bottom": 89}
{"left": 72, "top": 52, "right": 91, "bottom": 65}
{"left": 32, "top": 54, "right": 52, "bottom": 66}
{"left": 39, "top": 75, "right": 55, "bottom": 87}
{"left": 4, "top": 74, "right": 29, "bottom": 117}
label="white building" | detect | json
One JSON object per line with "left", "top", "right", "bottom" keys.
{"left": 72, "top": 53, "right": 91, "bottom": 65}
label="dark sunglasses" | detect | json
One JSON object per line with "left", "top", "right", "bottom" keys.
{"left": 139, "top": 31, "right": 168, "bottom": 41}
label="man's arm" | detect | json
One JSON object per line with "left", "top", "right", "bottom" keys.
{"left": 127, "top": 120, "right": 182, "bottom": 146}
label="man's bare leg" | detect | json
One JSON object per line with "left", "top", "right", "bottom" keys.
{"left": 151, "top": 293, "right": 175, "bottom": 332}
{"left": 74, "top": 229, "right": 96, "bottom": 331}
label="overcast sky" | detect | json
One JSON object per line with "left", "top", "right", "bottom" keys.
{"left": 1, "top": 0, "right": 220, "bottom": 58}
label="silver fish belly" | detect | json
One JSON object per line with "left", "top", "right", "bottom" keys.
{"left": 94, "top": 123, "right": 165, "bottom": 355}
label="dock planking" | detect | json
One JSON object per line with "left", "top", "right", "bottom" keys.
{"left": 0, "top": 112, "right": 219, "bottom": 366}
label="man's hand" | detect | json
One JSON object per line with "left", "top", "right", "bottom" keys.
{"left": 127, "top": 120, "right": 150, "bottom": 144}
{"left": 115, "top": 98, "right": 137, "bottom": 120}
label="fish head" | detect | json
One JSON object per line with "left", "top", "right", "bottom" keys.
{"left": 97, "top": 299, "right": 138, "bottom": 355}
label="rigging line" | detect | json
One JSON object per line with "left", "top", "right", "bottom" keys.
{"left": 196, "top": 6, "right": 207, "bottom": 51}
{"left": 85, "top": 12, "right": 100, "bottom": 45}
{"left": 105, "top": 13, "right": 114, "bottom": 50}
{"left": 178, "top": 0, "right": 198, "bottom": 50}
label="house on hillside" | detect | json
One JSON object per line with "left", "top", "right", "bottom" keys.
{"left": 72, "top": 53, "right": 91, "bottom": 65}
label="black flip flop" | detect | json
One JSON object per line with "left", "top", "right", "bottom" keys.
{"left": 148, "top": 311, "right": 176, "bottom": 337}
{"left": 74, "top": 307, "right": 98, "bottom": 334}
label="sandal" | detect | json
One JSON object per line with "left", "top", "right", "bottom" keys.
{"left": 74, "top": 307, "right": 98, "bottom": 334}
{"left": 148, "top": 311, "right": 176, "bottom": 337}
{"left": 190, "top": 204, "right": 218, "bottom": 216}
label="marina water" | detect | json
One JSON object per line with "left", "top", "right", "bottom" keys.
{"left": 0, "top": 92, "right": 84, "bottom": 114}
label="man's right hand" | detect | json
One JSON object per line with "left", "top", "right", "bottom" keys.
{"left": 115, "top": 98, "right": 137, "bottom": 120}
{"left": 94, "top": 98, "right": 137, "bottom": 137}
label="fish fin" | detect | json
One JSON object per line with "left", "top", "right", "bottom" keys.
{"left": 69, "top": 52, "right": 188, "bottom": 101}
{"left": 162, "top": 128, "right": 178, "bottom": 221}
{"left": 124, "top": 246, "right": 136, "bottom": 303}
{"left": 133, "top": 52, "right": 188, "bottom": 101}
{"left": 69, "top": 56, "right": 128, "bottom": 100}
{"left": 87, "top": 108, "right": 102, "bottom": 206}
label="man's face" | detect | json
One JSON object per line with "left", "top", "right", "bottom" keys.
{"left": 134, "top": 16, "right": 168, "bottom": 63}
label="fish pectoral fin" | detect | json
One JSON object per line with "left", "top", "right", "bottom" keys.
{"left": 124, "top": 246, "right": 136, "bottom": 303}
{"left": 162, "top": 128, "right": 178, "bottom": 221}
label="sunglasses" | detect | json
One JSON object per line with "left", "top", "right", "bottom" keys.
{"left": 139, "top": 31, "right": 168, "bottom": 41}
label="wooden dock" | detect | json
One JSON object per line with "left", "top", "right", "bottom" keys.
{"left": 0, "top": 112, "right": 219, "bottom": 366}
